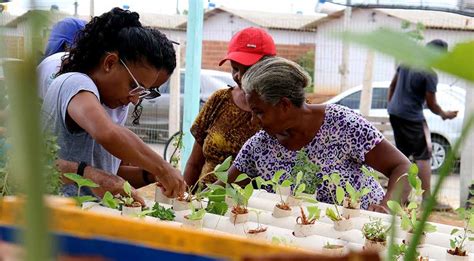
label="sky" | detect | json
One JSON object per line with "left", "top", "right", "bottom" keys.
{"left": 5, "top": 0, "right": 322, "bottom": 16}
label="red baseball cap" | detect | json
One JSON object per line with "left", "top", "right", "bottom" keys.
{"left": 219, "top": 27, "right": 276, "bottom": 66}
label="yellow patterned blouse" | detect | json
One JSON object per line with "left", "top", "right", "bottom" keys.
{"left": 190, "top": 87, "right": 260, "bottom": 183}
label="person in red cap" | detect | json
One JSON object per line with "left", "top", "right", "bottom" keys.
{"left": 184, "top": 27, "right": 276, "bottom": 185}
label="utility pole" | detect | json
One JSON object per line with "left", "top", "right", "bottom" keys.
{"left": 339, "top": 1, "right": 352, "bottom": 92}
{"left": 74, "top": 1, "right": 78, "bottom": 17}
{"left": 90, "top": 0, "right": 94, "bottom": 18}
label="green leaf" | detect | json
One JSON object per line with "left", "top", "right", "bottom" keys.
{"left": 296, "top": 171, "right": 303, "bottom": 185}
{"left": 468, "top": 237, "right": 474, "bottom": 241}
{"left": 423, "top": 223, "right": 437, "bottom": 233}
{"left": 450, "top": 239, "right": 456, "bottom": 249}
{"left": 215, "top": 156, "right": 232, "bottom": 173}
{"left": 64, "top": 173, "right": 99, "bottom": 188}
{"left": 281, "top": 180, "right": 292, "bottom": 187}
{"left": 206, "top": 184, "right": 225, "bottom": 192}
{"left": 450, "top": 228, "right": 460, "bottom": 235}
{"left": 149, "top": 203, "right": 175, "bottom": 221}
{"left": 297, "top": 195, "right": 318, "bottom": 204}
{"left": 75, "top": 195, "right": 97, "bottom": 206}
{"left": 331, "top": 173, "right": 341, "bottom": 185}
{"left": 387, "top": 200, "right": 403, "bottom": 215}
{"left": 407, "top": 202, "right": 418, "bottom": 210}
{"left": 325, "top": 207, "right": 339, "bottom": 221}
{"left": 407, "top": 168, "right": 418, "bottom": 189}
{"left": 214, "top": 171, "right": 228, "bottom": 183}
{"left": 307, "top": 205, "right": 321, "bottom": 221}
{"left": 272, "top": 170, "right": 285, "bottom": 183}
{"left": 335, "top": 186, "right": 345, "bottom": 205}
{"left": 361, "top": 188, "right": 371, "bottom": 197}
{"left": 123, "top": 181, "right": 132, "bottom": 197}
{"left": 243, "top": 183, "right": 254, "bottom": 202}
{"left": 101, "top": 191, "right": 119, "bottom": 209}
{"left": 346, "top": 183, "right": 355, "bottom": 198}
{"left": 187, "top": 208, "right": 206, "bottom": 220}
{"left": 432, "top": 41, "right": 474, "bottom": 82}
{"left": 206, "top": 201, "right": 228, "bottom": 216}
{"left": 254, "top": 176, "right": 266, "bottom": 189}
{"left": 401, "top": 215, "right": 411, "bottom": 231}
{"left": 295, "top": 183, "right": 305, "bottom": 195}
{"left": 234, "top": 173, "right": 249, "bottom": 183}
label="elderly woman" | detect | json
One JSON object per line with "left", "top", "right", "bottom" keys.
{"left": 227, "top": 57, "right": 411, "bottom": 212}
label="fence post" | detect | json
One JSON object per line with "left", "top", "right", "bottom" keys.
{"left": 360, "top": 50, "right": 374, "bottom": 116}
{"left": 168, "top": 39, "right": 181, "bottom": 167}
{"left": 460, "top": 83, "right": 474, "bottom": 207}
{"left": 181, "top": 0, "right": 204, "bottom": 170}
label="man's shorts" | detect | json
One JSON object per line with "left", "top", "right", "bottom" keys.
{"left": 389, "top": 114, "right": 431, "bottom": 161}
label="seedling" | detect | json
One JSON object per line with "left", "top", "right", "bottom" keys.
{"left": 362, "top": 217, "right": 389, "bottom": 242}
{"left": 247, "top": 209, "right": 267, "bottom": 234}
{"left": 447, "top": 207, "right": 474, "bottom": 257}
{"left": 205, "top": 187, "right": 228, "bottom": 216}
{"left": 296, "top": 205, "right": 321, "bottom": 225}
{"left": 387, "top": 164, "right": 436, "bottom": 235}
{"left": 63, "top": 173, "right": 99, "bottom": 206}
{"left": 266, "top": 170, "right": 292, "bottom": 210}
{"left": 345, "top": 181, "right": 370, "bottom": 209}
{"left": 288, "top": 171, "right": 318, "bottom": 204}
{"left": 392, "top": 242, "right": 421, "bottom": 261}
{"left": 101, "top": 191, "right": 120, "bottom": 209}
{"left": 186, "top": 205, "right": 206, "bottom": 221}
{"left": 147, "top": 202, "right": 175, "bottom": 221}
{"left": 323, "top": 173, "right": 345, "bottom": 221}
{"left": 120, "top": 181, "right": 141, "bottom": 208}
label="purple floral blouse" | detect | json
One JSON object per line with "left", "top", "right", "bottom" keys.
{"left": 234, "top": 104, "right": 386, "bottom": 209}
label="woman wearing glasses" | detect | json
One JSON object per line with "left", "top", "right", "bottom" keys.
{"left": 41, "top": 8, "right": 186, "bottom": 199}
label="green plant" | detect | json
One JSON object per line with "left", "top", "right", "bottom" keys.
{"left": 63, "top": 173, "right": 99, "bottom": 206}
{"left": 345, "top": 182, "right": 370, "bottom": 209}
{"left": 119, "top": 181, "right": 139, "bottom": 207}
{"left": 323, "top": 173, "right": 345, "bottom": 221}
{"left": 147, "top": 202, "right": 175, "bottom": 221}
{"left": 169, "top": 132, "right": 184, "bottom": 169}
{"left": 362, "top": 218, "right": 389, "bottom": 242}
{"left": 290, "top": 171, "right": 318, "bottom": 204}
{"left": 448, "top": 208, "right": 474, "bottom": 256}
{"left": 266, "top": 169, "right": 292, "bottom": 207}
{"left": 205, "top": 187, "right": 228, "bottom": 216}
{"left": 401, "top": 21, "right": 425, "bottom": 41}
{"left": 291, "top": 150, "right": 321, "bottom": 194}
{"left": 296, "top": 205, "right": 321, "bottom": 225}
{"left": 248, "top": 209, "right": 267, "bottom": 233}
{"left": 186, "top": 205, "right": 206, "bottom": 221}
{"left": 101, "top": 191, "right": 120, "bottom": 209}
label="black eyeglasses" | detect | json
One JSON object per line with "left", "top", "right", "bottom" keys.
{"left": 141, "top": 88, "right": 161, "bottom": 100}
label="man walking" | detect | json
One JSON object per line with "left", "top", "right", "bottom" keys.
{"left": 387, "top": 39, "right": 457, "bottom": 210}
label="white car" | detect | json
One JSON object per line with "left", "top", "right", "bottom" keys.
{"left": 125, "top": 69, "right": 236, "bottom": 142}
{"left": 324, "top": 81, "right": 465, "bottom": 172}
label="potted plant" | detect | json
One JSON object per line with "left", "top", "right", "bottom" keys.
{"left": 228, "top": 181, "right": 254, "bottom": 224}
{"left": 146, "top": 202, "right": 175, "bottom": 221}
{"left": 286, "top": 171, "right": 318, "bottom": 207}
{"left": 120, "top": 181, "right": 142, "bottom": 217}
{"left": 290, "top": 150, "right": 322, "bottom": 195}
{"left": 293, "top": 205, "right": 321, "bottom": 237}
{"left": 362, "top": 217, "right": 389, "bottom": 252}
{"left": 245, "top": 210, "right": 268, "bottom": 240}
{"left": 266, "top": 170, "right": 293, "bottom": 218}
{"left": 182, "top": 205, "right": 206, "bottom": 229}
{"left": 321, "top": 242, "right": 345, "bottom": 256}
{"left": 387, "top": 166, "right": 436, "bottom": 245}
{"left": 64, "top": 173, "right": 99, "bottom": 207}
{"left": 446, "top": 208, "right": 473, "bottom": 260}
{"left": 323, "top": 173, "right": 353, "bottom": 231}
{"left": 341, "top": 167, "right": 375, "bottom": 218}
{"left": 101, "top": 191, "right": 120, "bottom": 210}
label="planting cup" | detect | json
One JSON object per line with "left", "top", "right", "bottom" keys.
{"left": 364, "top": 238, "right": 386, "bottom": 252}
{"left": 286, "top": 195, "right": 302, "bottom": 207}
{"left": 333, "top": 219, "right": 353, "bottom": 232}
{"left": 445, "top": 252, "right": 470, "bottom": 261}
{"left": 182, "top": 217, "right": 203, "bottom": 229}
{"left": 272, "top": 205, "right": 292, "bottom": 218}
{"left": 121, "top": 206, "right": 142, "bottom": 217}
{"left": 173, "top": 199, "right": 201, "bottom": 211}
{"left": 246, "top": 229, "right": 268, "bottom": 240}
{"left": 342, "top": 198, "right": 361, "bottom": 218}
{"left": 82, "top": 202, "right": 100, "bottom": 210}
{"left": 230, "top": 212, "right": 249, "bottom": 224}
{"left": 155, "top": 185, "right": 172, "bottom": 204}
{"left": 321, "top": 245, "right": 345, "bottom": 256}
{"left": 405, "top": 232, "right": 426, "bottom": 245}
{"left": 343, "top": 197, "right": 361, "bottom": 209}
{"left": 279, "top": 187, "right": 291, "bottom": 196}
{"left": 293, "top": 224, "right": 316, "bottom": 237}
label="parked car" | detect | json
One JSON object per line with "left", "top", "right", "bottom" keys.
{"left": 324, "top": 81, "right": 465, "bottom": 172}
{"left": 126, "top": 69, "right": 236, "bottom": 142}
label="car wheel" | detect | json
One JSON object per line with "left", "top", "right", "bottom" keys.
{"left": 430, "top": 135, "right": 450, "bottom": 173}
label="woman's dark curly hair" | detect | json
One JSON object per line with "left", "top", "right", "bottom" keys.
{"left": 58, "top": 7, "right": 176, "bottom": 76}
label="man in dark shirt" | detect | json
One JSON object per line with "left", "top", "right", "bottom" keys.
{"left": 387, "top": 39, "right": 457, "bottom": 209}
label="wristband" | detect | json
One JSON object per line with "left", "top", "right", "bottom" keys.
{"left": 77, "top": 161, "right": 87, "bottom": 176}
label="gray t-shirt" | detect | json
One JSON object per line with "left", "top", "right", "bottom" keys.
{"left": 41, "top": 72, "right": 120, "bottom": 174}
{"left": 387, "top": 66, "right": 437, "bottom": 121}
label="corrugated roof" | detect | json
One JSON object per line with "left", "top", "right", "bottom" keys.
{"left": 177, "top": 7, "right": 327, "bottom": 31}
{"left": 377, "top": 9, "right": 474, "bottom": 31}
{"left": 0, "top": 13, "right": 18, "bottom": 27}
{"left": 306, "top": 7, "right": 474, "bottom": 31}
{"left": 5, "top": 10, "right": 90, "bottom": 28}
{"left": 139, "top": 13, "right": 187, "bottom": 30}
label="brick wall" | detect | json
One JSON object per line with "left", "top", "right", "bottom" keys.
{"left": 200, "top": 40, "right": 315, "bottom": 72}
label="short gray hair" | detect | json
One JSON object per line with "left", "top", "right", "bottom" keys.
{"left": 241, "top": 56, "right": 311, "bottom": 107}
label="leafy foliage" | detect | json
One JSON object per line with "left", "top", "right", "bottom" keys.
{"left": 63, "top": 173, "right": 99, "bottom": 206}
{"left": 345, "top": 183, "right": 370, "bottom": 208}
{"left": 120, "top": 181, "right": 135, "bottom": 207}
{"left": 101, "top": 191, "right": 120, "bottom": 209}
{"left": 147, "top": 202, "right": 175, "bottom": 221}
{"left": 323, "top": 173, "right": 344, "bottom": 220}
{"left": 205, "top": 187, "right": 228, "bottom": 216}
{"left": 297, "top": 205, "right": 321, "bottom": 225}
{"left": 362, "top": 218, "right": 389, "bottom": 242}
{"left": 186, "top": 205, "right": 206, "bottom": 221}
{"left": 290, "top": 150, "right": 321, "bottom": 194}
{"left": 325, "top": 207, "right": 341, "bottom": 222}
{"left": 448, "top": 208, "right": 474, "bottom": 255}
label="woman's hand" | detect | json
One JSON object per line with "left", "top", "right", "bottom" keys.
{"left": 368, "top": 202, "right": 389, "bottom": 213}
